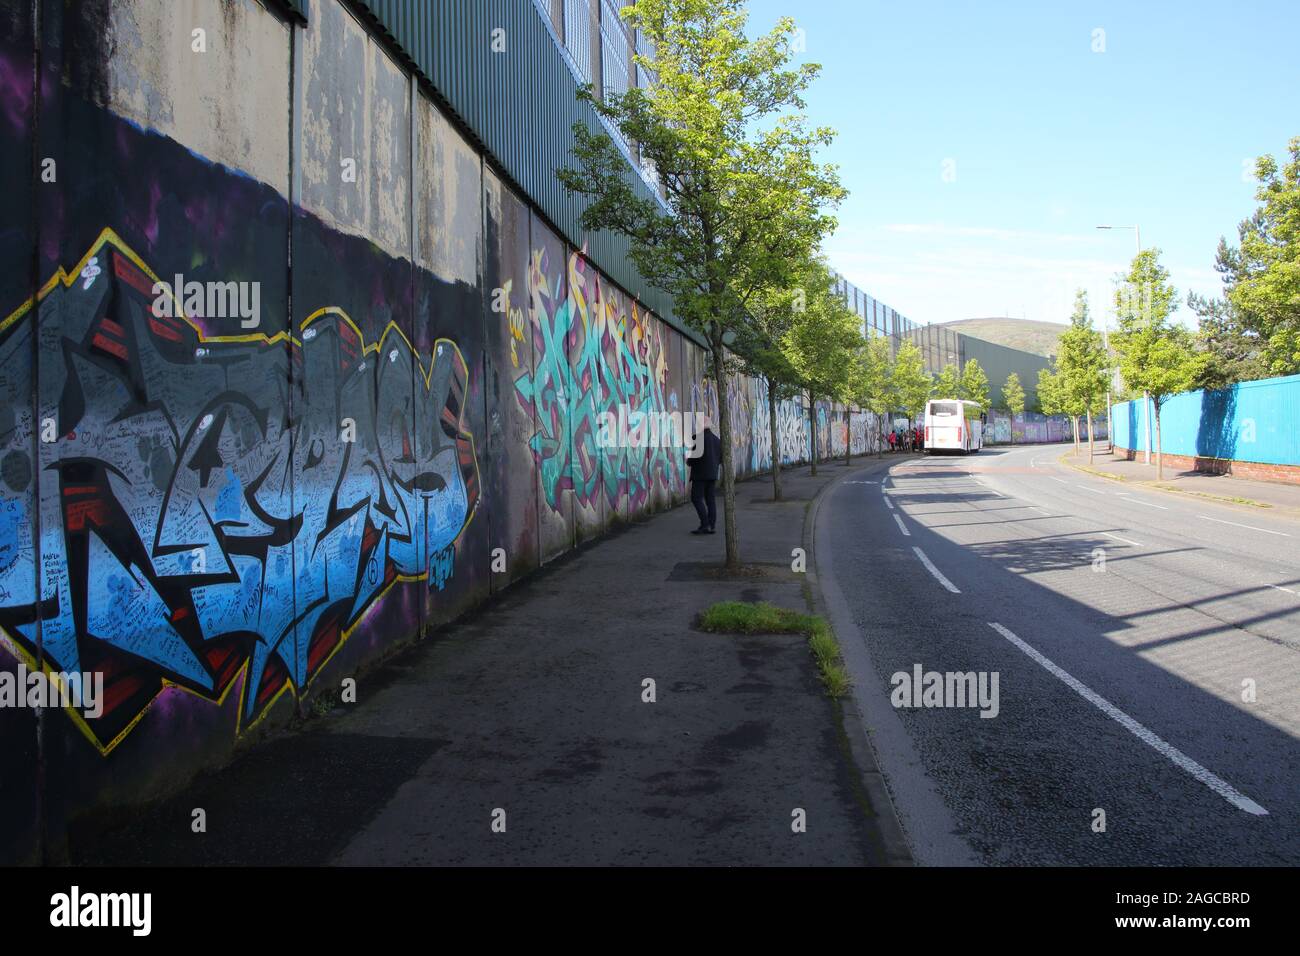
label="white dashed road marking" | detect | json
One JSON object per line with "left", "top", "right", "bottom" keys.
{"left": 912, "top": 547, "right": 960, "bottom": 593}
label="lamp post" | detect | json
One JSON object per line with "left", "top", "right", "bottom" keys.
{"left": 1095, "top": 224, "right": 1146, "bottom": 461}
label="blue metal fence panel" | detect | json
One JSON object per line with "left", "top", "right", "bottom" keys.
{"left": 1111, "top": 373, "right": 1300, "bottom": 466}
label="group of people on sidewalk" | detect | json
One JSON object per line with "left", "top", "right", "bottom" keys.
{"left": 887, "top": 426, "right": 923, "bottom": 453}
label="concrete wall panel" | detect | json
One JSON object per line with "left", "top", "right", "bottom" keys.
{"left": 105, "top": 0, "right": 290, "bottom": 193}
{"left": 528, "top": 215, "right": 574, "bottom": 564}
{"left": 484, "top": 168, "right": 540, "bottom": 589}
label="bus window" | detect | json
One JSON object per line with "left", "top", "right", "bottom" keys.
{"left": 929, "top": 401, "right": 960, "bottom": 417}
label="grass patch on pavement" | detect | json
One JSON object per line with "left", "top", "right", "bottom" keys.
{"left": 700, "top": 601, "right": 850, "bottom": 698}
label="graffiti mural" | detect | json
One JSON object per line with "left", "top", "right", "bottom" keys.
{"left": 511, "top": 247, "right": 687, "bottom": 522}
{"left": 0, "top": 230, "right": 479, "bottom": 752}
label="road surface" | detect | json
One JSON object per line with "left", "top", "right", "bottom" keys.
{"left": 818, "top": 443, "right": 1300, "bottom": 865}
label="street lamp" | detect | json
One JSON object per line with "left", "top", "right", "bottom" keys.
{"left": 1095, "top": 224, "right": 1148, "bottom": 461}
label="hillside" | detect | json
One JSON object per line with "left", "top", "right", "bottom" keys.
{"left": 933, "top": 317, "right": 1067, "bottom": 358}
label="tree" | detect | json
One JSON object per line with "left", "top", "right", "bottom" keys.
{"left": 783, "top": 262, "right": 862, "bottom": 476}
{"left": 932, "top": 363, "right": 960, "bottom": 400}
{"left": 960, "top": 358, "right": 990, "bottom": 417}
{"left": 1112, "top": 250, "right": 1209, "bottom": 479}
{"left": 1001, "top": 372, "right": 1025, "bottom": 443}
{"left": 1038, "top": 361, "right": 1084, "bottom": 451}
{"left": 1113, "top": 248, "right": 1179, "bottom": 466}
{"left": 1037, "top": 367, "right": 1063, "bottom": 417}
{"left": 892, "top": 339, "right": 931, "bottom": 437}
{"left": 1117, "top": 324, "right": 1205, "bottom": 479}
{"left": 1057, "top": 290, "right": 1109, "bottom": 463}
{"left": 1201, "top": 137, "right": 1300, "bottom": 378}
{"left": 558, "top": 0, "right": 845, "bottom": 569}
{"left": 856, "top": 334, "right": 898, "bottom": 457}
{"left": 1188, "top": 292, "right": 1267, "bottom": 390}
{"left": 732, "top": 280, "right": 806, "bottom": 501}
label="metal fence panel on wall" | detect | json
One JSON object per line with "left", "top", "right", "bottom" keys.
{"left": 355, "top": 0, "right": 686, "bottom": 339}
{"left": 1111, "top": 373, "right": 1300, "bottom": 466}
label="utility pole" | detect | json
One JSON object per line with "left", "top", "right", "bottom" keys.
{"left": 1096, "top": 224, "right": 1144, "bottom": 460}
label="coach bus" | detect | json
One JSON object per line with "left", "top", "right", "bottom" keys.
{"left": 924, "top": 399, "right": 982, "bottom": 454}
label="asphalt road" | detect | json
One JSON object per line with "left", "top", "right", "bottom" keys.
{"left": 818, "top": 443, "right": 1300, "bottom": 865}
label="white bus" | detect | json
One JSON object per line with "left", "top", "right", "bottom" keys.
{"left": 925, "top": 399, "right": 982, "bottom": 454}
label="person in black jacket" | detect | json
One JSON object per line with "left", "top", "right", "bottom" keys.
{"left": 688, "top": 415, "right": 722, "bottom": 535}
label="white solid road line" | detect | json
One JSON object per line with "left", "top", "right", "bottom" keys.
{"left": 986, "top": 622, "right": 1268, "bottom": 816}
{"left": 893, "top": 513, "right": 911, "bottom": 536}
{"left": 1116, "top": 494, "right": 1168, "bottom": 510}
{"left": 1198, "top": 514, "right": 1291, "bottom": 537}
{"left": 913, "top": 547, "right": 961, "bottom": 593}
{"left": 1101, "top": 532, "right": 1143, "bottom": 547}
{"left": 1269, "top": 584, "right": 1297, "bottom": 595}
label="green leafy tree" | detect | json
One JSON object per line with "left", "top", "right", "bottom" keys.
{"left": 1037, "top": 367, "right": 1063, "bottom": 416}
{"left": 932, "top": 363, "right": 961, "bottom": 401}
{"left": 1038, "top": 360, "right": 1084, "bottom": 451}
{"left": 783, "top": 262, "right": 862, "bottom": 476}
{"left": 1202, "top": 137, "right": 1300, "bottom": 377}
{"left": 960, "top": 359, "right": 990, "bottom": 418}
{"left": 856, "top": 334, "right": 898, "bottom": 457}
{"left": 732, "top": 280, "right": 807, "bottom": 501}
{"left": 1188, "top": 292, "right": 1268, "bottom": 390}
{"left": 558, "top": 0, "right": 845, "bottom": 568}
{"left": 1117, "top": 325, "right": 1206, "bottom": 479}
{"left": 1001, "top": 372, "right": 1025, "bottom": 444}
{"left": 1057, "top": 290, "right": 1110, "bottom": 462}
{"left": 1113, "top": 248, "right": 1179, "bottom": 465}
{"left": 892, "top": 339, "right": 931, "bottom": 432}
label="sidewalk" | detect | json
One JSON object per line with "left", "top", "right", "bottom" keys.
{"left": 72, "top": 455, "right": 911, "bottom": 866}
{"left": 1061, "top": 447, "right": 1300, "bottom": 518}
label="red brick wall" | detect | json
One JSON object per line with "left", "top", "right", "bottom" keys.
{"left": 1113, "top": 447, "right": 1300, "bottom": 485}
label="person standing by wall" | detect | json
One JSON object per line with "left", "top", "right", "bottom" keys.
{"left": 689, "top": 415, "right": 722, "bottom": 535}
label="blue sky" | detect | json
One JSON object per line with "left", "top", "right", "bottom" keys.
{"left": 743, "top": 0, "right": 1300, "bottom": 331}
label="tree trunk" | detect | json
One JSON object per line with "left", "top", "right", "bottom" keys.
{"left": 808, "top": 392, "right": 818, "bottom": 476}
{"left": 1072, "top": 415, "right": 1080, "bottom": 454}
{"left": 844, "top": 408, "right": 852, "bottom": 466}
{"left": 1154, "top": 403, "right": 1163, "bottom": 481}
{"left": 1086, "top": 409, "right": 1095, "bottom": 464}
{"left": 710, "top": 339, "right": 739, "bottom": 569}
{"left": 768, "top": 380, "right": 781, "bottom": 501}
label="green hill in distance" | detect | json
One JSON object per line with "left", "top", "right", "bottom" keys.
{"left": 934, "top": 317, "right": 1068, "bottom": 358}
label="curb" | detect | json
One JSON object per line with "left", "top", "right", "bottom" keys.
{"left": 801, "top": 455, "right": 916, "bottom": 867}
{"left": 1055, "top": 451, "right": 1290, "bottom": 513}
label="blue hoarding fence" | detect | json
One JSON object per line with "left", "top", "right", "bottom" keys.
{"left": 1110, "top": 373, "right": 1300, "bottom": 467}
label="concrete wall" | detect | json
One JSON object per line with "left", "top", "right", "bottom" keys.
{"left": 984, "top": 411, "right": 1091, "bottom": 445}
{"left": 0, "top": 0, "right": 879, "bottom": 862}
{"left": 1112, "top": 373, "right": 1300, "bottom": 478}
